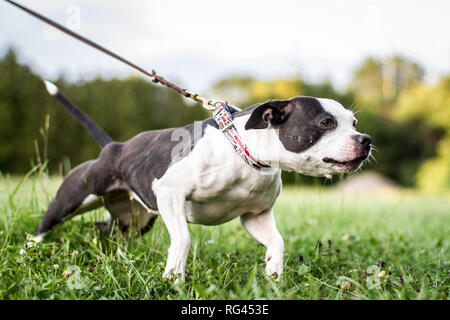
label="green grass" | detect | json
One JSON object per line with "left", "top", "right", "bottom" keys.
{"left": 0, "top": 172, "right": 448, "bottom": 300}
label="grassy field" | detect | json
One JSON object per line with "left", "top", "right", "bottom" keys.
{"left": 0, "top": 173, "right": 448, "bottom": 300}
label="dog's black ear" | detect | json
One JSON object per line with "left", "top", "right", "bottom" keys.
{"left": 245, "top": 99, "right": 293, "bottom": 130}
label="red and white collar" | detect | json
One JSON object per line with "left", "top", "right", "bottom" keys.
{"left": 212, "top": 101, "right": 270, "bottom": 170}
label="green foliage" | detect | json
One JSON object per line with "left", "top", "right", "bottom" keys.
{"left": 416, "top": 136, "right": 450, "bottom": 191}
{"left": 0, "top": 49, "right": 54, "bottom": 172}
{"left": 0, "top": 49, "right": 208, "bottom": 174}
{"left": 355, "top": 111, "right": 436, "bottom": 187}
{"left": 395, "top": 77, "right": 450, "bottom": 130}
{"left": 212, "top": 75, "right": 355, "bottom": 109}
{"left": 213, "top": 76, "right": 304, "bottom": 106}
{"left": 348, "top": 55, "right": 424, "bottom": 113}
{"left": 348, "top": 57, "right": 384, "bottom": 109}
{"left": 394, "top": 77, "right": 450, "bottom": 190}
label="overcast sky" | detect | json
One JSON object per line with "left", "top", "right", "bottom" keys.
{"left": 1, "top": 0, "right": 449, "bottom": 94}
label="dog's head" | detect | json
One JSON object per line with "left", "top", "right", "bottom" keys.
{"left": 244, "top": 96, "right": 372, "bottom": 178}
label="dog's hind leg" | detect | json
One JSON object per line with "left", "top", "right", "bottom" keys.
{"left": 100, "top": 189, "right": 158, "bottom": 234}
{"left": 34, "top": 160, "right": 105, "bottom": 237}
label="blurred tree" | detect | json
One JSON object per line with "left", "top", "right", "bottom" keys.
{"left": 382, "top": 56, "right": 424, "bottom": 101}
{"left": 344, "top": 56, "right": 436, "bottom": 187}
{"left": 0, "top": 48, "right": 208, "bottom": 174}
{"left": 1, "top": 47, "right": 447, "bottom": 191}
{"left": 0, "top": 48, "right": 56, "bottom": 172}
{"left": 212, "top": 75, "right": 355, "bottom": 108}
{"left": 348, "top": 57, "right": 383, "bottom": 109}
{"left": 212, "top": 76, "right": 304, "bottom": 107}
{"left": 349, "top": 55, "right": 424, "bottom": 114}
{"left": 355, "top": 110, "right": 434, "bottom": 187}
{"left": 394, "top": 76, "right": 450, "bottom": 190}
{"left": 394, "top": 76, "right": 450, "bottom": 131}
{"left": 212, "top": 76, "right": 258, "bottom": 106}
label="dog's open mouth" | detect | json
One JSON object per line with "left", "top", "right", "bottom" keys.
{"left": 322, "top": 154, "right": 368, "bottom": 169}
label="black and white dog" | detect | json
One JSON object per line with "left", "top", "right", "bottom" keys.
{"left": 31, "top": 81, "right": 371, "bottom": 281}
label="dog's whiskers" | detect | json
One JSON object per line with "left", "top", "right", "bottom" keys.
{"left": 370, "top": 144, "right": 379, "bottom": 152}
{"left": 322, "top": 175, "right": 332, "bottom": 190}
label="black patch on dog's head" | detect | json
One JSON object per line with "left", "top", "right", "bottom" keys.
{"left": 244, "top": 99, "right": 293, "bottom": 129}
{"left": 244, "top": 96, "right": 337, "bottom": 153}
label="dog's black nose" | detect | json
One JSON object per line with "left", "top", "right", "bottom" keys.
{"left": 353, "top": 134, "right": 371, "bottom": 147}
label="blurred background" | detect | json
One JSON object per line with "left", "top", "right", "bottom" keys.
{"left": 0, "top": 0, "right": 449, "bottom": 192}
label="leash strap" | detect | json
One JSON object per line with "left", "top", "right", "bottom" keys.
{"left": 213, "top": 102, "right": 270, "bottom": 170}
{"left": 5, "top": 0, "right": 270, "bottom": 170}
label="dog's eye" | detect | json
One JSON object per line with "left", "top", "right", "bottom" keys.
{"left": 320, "top": 118, "right": 335, "bottom": 127}
{"left": 353, "top": 120, "right": 357, "bottom": 128}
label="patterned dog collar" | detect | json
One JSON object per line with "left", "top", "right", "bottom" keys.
{"left": 213, "top": 101, "right": 270, "bottom": 170}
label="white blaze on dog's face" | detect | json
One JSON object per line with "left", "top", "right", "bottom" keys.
{"left": 242, "top": 96, "right": 372, "bottom": 178}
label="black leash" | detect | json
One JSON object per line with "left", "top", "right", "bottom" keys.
{"left": 4, "top": 0, "right": 219, "bottom": 109}
{"left": 5, "top": 0, "right": 272, "bottom": 168}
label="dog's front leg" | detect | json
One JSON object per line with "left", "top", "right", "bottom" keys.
{"left": 240, "top": 209, "right": 284, "bottom": 277}
{"left": 156, "top": 188, "right": 190, "bottom": 282}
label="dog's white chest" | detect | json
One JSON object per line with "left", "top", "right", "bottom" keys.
{"left": 152, "top": 126, "right": 282, "bottom": 225}
{"left": 185, "top": 169, "right": 281, "bottom": 225}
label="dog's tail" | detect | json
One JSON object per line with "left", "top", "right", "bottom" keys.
{"left": 43, "top": 80, "right": 113, "bottom": 148}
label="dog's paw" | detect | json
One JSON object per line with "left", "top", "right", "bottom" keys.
{"left": 264, "top": 253, "right": 283, "bottom": 280}
{"left": 162, "top": 270, "right": 185, "bottom": 283}
{"left": 264, "top": 266, "right": 282, "bottom": 281}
